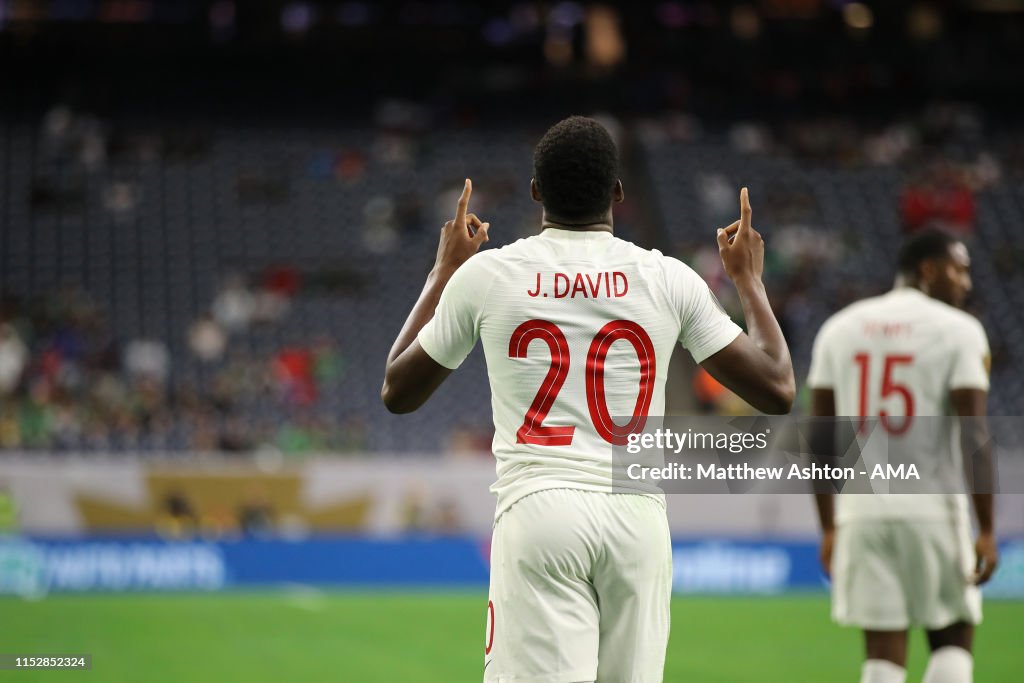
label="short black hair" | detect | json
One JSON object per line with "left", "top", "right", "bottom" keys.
{"left": 896, "top": 229, "right": 959, "bottom": 276}
{"left": 533, "top": 116, "right": 619, "bottom": 222}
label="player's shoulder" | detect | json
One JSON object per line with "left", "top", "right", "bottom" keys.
{"left": 931, "top": 300, "right": 987, "bottom": 343}
{"left": 450, "top": 248, "right": 501, "bottom": 278}
{"left": 617, "top": 241, "right": 700, "bottom": 280}
{"left": 476, "top": 234, "right": 541, "bottom": 264}
{"left": 898, "top": 289, "right": 986, "bottom": 338}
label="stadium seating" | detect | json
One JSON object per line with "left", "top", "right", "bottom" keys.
{"left": 1, "top": 116, "right": 1020, "bottom": 453}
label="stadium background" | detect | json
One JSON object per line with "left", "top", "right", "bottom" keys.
{"left": 1, "top": 1, "right": 1023, "bottom": 681}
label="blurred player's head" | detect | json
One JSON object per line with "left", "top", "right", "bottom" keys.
{"left": 896, "top": 230, "right": 971, "bottom": 307}
{"left": 531, "top": 116, "right": 623, "bottom": 225}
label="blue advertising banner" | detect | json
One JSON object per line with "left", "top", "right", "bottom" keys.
{"left": 672, "top": 540, "right": 823, "bottom": 594}
{"left": 1, "top": 536, "right": 1021, "bottom": 598}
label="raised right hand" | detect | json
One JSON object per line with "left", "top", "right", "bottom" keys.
{"left": 716, "top": 187, "right": 764, "bottom": 283}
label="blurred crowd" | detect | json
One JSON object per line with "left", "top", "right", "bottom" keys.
{"left": 639, "top": 103, "right": 1020, "bottom": 415}
{"left": 0, "top": 280, "right": 366, "bottom": 454}
{"left": 4, "top": 95, "right": 1024, "bottom": 450}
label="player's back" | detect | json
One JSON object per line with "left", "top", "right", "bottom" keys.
{"left": 419, "top": 227, "right": 740, "bottom": 518}
{"left": 809, "top": 287, "right": 990, "bottom": 522}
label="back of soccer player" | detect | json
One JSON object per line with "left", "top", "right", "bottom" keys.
{"left": 809, "top": 230, "right": 999, "bottom": 683}
{"left": 382, "top": 117, "right": 795, "bottom": 682}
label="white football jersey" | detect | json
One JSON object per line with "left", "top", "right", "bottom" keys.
{"left": 807, "top": 287, "right": 990, "bottom": 522}
{"left": 419, "top": 228, "right": 741, "bottom": 518}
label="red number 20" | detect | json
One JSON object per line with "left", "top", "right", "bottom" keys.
{"left": 508, "top": 319, "right": 656, "bottom": 446}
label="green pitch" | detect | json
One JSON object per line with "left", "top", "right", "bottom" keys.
{"left": 1, "top": 592, "right": 1021, "bottom": 682}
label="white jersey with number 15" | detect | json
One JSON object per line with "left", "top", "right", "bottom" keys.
{"left": 418, "top": 228, "right": 741, "bottom": 519}
{"left": 807, "top": 287, "right": 990, "bottom": 522}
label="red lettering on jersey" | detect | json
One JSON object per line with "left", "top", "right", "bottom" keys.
{"left": 554, "top": 273, "right": 570, "bottom": 298}
{"left": 613, "top": 272, "right": 628, "bottom": 297}
{"left": 585, "top": 273, "right": 602, "bottom": 298}
{"left": 863, "top": 322, "right": 912, "bottom": 337}
{"left": 527, "top": 273, "right": 541, "bottom": 298}
{"left": 571, "top": 273, "right": 588, "bottom": 298}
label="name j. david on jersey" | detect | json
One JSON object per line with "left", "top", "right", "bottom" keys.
{"left": 526, "top": 271, "right": 629, "bottom": 299}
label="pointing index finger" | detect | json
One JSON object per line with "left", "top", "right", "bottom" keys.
{"left": 456, "top": 178, "right": 472, "bottom": 226}
{"left": 739, "top": 187, "right": 752, "bottom": 233}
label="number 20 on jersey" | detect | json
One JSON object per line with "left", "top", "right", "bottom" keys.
{"left": 509, "top": 319, "right": 655, "bottom": 447}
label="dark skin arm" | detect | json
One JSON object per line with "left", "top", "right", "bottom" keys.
{"left": 950, "top": 387, "right": 998, "bottom": 585}
{"left": 699, "top": 189, "right": 796, "bottom": 415}
{"left": 811, "top": 386, "right": 999, "bottom": 584}
{"left": 810, "top": 388, "right": 837, "bottom": 576}
{"left": 381, "top": 179, "right": 490, "bottom": 414}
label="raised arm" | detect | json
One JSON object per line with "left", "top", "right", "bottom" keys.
{"left": 699, "top": 188, "right": 795, "bottom": 415}
{"left": 381, "top": 179, "right": 490, "bottom": 413}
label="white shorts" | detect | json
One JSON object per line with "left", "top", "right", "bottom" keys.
{"left": 484, "top": 488, "right": 672, "bottom": 683}
{"left": 831, "top": 518, "right": 982, "bottom": 631}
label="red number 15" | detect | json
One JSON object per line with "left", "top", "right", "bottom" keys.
{"left": 853, "top": 352, "right": 915, "bottom": 435}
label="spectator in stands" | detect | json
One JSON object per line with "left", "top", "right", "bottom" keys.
{"left": 212, "top": 274, "right": 255, "bottom": 333}
{"left": 251, "top": 266, "right": 298, "bottom": 323}
{"left": 18, "top": 380, "right": 55, "bottom": 448}
{"left": 188, "top": 313, "right": 227, "bottom": 362}
{"left": 102, "top": 180, "right": 139, "bottom": 221}
{"left": 273, "top": 346, "right": 316, "bottom": 406}
{"left": 901, "top": 162, "right": 976, "bottom": 235}
{"left": 274, "top": 413, "right": 327, "bottom": 454}
{"left": 0, "top": 323, "right": 28, "bottom": 396}
{"left": 311, "top": 336, "right": 344, "bottom": 387}
{"left": 123, "top": 339, "right": 171, "bottom": 384}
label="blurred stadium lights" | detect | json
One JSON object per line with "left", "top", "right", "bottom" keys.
{"left": 0, "top": 1, "right": 1021, "bottom": 35}
{"left": 842, "top": 2, "right": 873, "bottom": 30}
{"left": 584, "top": 5, "right": 625, "bottom": 68}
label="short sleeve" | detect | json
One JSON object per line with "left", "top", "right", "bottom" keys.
{"left": 949, "top": 317, "right": 990, "bottom": 391}
{"left": 667, "top": 259, "right": 742, "bottom": 363}
{"left": 806, "top": 320, "right": 837, "bottom": 390}
{"left": 417, "top": 255, "right": 492, "bottom": 370}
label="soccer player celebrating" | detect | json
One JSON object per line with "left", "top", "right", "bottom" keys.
{"left": 809, "top": 230, "right": 998, "bottom": 683}
{"left": 382, "top": 116, "right": 794, "bottom": 682}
